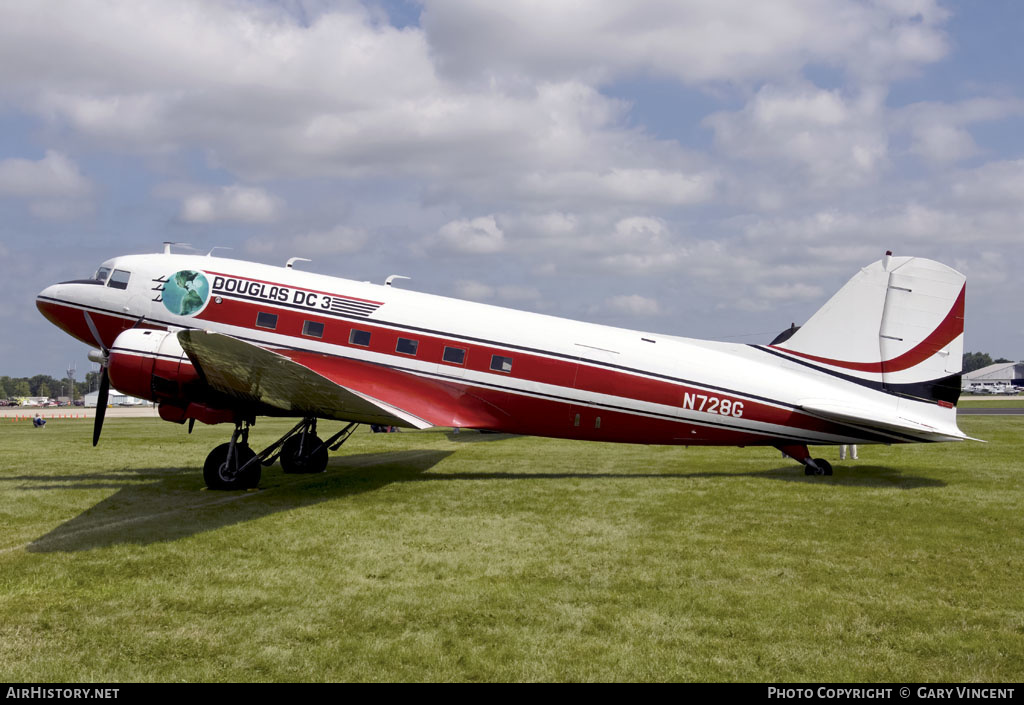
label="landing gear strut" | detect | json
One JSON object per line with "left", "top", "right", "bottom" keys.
{"left": 776, "top": 444, "right": 833, "bottom": 476}
{"left": 280, "top": 418, "right": 328, "bottom": 474}
{"left": 202, "top": 417, "right": 359, "bottom": 490}
{"left": 204, "top": 421, "right": 261, "bottom": 490}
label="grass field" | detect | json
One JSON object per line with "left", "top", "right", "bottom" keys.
{"left": 1, "top": 416, "right": 1022, "bottom": 682}
{"left": 959, "top": 399, "right": 1024, "bottom": 408}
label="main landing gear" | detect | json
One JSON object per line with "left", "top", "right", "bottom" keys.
{"left": 776, "top": 444, "right": 833, "bottom": 476}
{"left": 202, "top": 417, "right": 359, "bottom": 490}
{"left": 204, "top": 423, "right": 260, "bottom": 490}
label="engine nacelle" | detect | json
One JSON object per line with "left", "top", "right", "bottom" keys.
{"left": 108, "top": 329, "right": 197, "bottom": 401}
{"left": 107, "top": 328, "right": 234, "bottom": 425}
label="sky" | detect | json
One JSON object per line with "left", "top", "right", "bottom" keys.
{"left": 1, "top": 0, "right": 1021, "bottom": 380}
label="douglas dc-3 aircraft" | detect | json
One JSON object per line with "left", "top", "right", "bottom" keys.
{"left": 37, "top": 246, "right": 968, "bottom": 489}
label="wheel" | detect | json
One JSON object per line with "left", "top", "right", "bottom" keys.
{"left": 815, "top": 458, "right": 833, "bottom": 476}
{"left": 804, "top": 465, "right": 816, "bottom": 476}
{"left": 280, "top": 433, "right": 328, "bottom": 474}
{"left": 203, "top": 442, "right": 261, "bottom": 490}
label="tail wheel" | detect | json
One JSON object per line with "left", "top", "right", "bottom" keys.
{"left": 204, "top": 442, "right": 260, "bottom": 490}
{"left": 280, "top": 433, "right": 328, "bottom": 474}
{"left": 803, "top": 458, "right": 834, "bottom": 476}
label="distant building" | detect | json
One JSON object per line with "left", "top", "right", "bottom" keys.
{"left": 963, "top": 362, "right": 1024, "bottom": 389}
{"left": 83, "top": 391, "right": 150, "bottom": 407}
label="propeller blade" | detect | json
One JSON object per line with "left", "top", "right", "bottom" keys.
{"left": 82, "top": 311, "right": 108, "bottom": 354}
{"left": 93, "top": 367, "right": 110, "bottom": 447}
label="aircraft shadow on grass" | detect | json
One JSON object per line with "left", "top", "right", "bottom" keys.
{"left": 397, "top": 465, "right": 944, "bottom": 489}
{"left": 443, "top": 430, "right": 520, "bottom": 443}
{"left": 22, "top": 449, "right": 452, "bottom": 553}
{"left": 18, "top": 452, "right": 941, "bottom": 553}
{"left": 749, "top": 464, "right": 945, "bottom": 488}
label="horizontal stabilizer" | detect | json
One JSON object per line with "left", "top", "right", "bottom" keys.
{"left": 799, "top": 399, "right": 968, "bottom": 443}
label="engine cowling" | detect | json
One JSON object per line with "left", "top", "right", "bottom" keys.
{"left": 106, "top": 328, "right": 234, "bottom": 425}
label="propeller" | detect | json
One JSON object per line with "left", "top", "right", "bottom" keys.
{"left": 83, "top": 312, "right": 110, "bottom": 446}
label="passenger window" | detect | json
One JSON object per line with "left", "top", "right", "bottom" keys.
{"left": 108, "top": 269, "right": 131, "bottom": 290}
{"left": 442, "top": 347, "right": 466, "bottom": 365}
{"left": 302, "top": 320, "right": 324, "bottom": 338}
{"left": 256, "top": 312, "right": 278, "bottom": 330}
{"left": 490, "top": 355, "right": 513, "bottom": 373}
{"left": 396, "top": 338, "right": 418, "bottom": 356}
{"left": 349, "top": 329, "right": 371, "bottom": 346}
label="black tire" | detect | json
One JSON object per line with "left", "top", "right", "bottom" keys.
{"left": 280, "top": 433, "right": 328, "bottom": 474}
{"left": 804, "top": 465, "right": 816, "bottom": 476}
{"left": 815, "top": 458, "right": 834, "bottom": 476}
{"left": 203, "top": 442, "right": 261, "bottom": 490}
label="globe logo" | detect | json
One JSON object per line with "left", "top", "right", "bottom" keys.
{"left": 162, "top": 270, "right": 210, "bottom": 316}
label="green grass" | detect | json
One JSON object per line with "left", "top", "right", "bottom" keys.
{"left": 1, "top": 416, "right": 1022, "bottom": 682}
{"left": 959, "top": 399, "right": 1024, "bottom": 408}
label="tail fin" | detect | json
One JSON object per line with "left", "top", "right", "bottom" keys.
{"left": 770, "top": 254, "right": 965, "bottom": 405}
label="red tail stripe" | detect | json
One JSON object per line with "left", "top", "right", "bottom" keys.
{"left": 770, "top": 284, "right": 965, "bottom": 373}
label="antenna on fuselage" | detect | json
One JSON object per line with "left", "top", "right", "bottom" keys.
{"left": 207, "top": 247, "right": 232, "bottom": 257}
{"left": 286, "top": 257, "right": 311, "bottom": 269}
{"left": 162, "top": 242, "right": 191, "bottom": 255}
{"left": 385, "top": 275, "right": 410, "bottom": 287}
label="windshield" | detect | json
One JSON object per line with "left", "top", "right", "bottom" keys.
{"left": 108, "top": 269, "right": 131, "bottom": 290}
{"left": 93, "top": 266, "right": 111, "bottom": 284}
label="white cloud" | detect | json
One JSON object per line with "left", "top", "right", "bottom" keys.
{"left": 908, "top": 124, "right": 978, "bottom": 164}
{"left": 453, "top": 280, "right": 541, "bottom": 304}
{"left": 429, "top": 215, "right": 505, "bottom": 254}
{"left": 517, "top": 168, "right": 717, "bottom": 207}
{"left": 453, "top": 280, "right": 495, "bottom": 301}
{"left": 247, "top": 225, "right": 367, "bottom": 257}
{"left": 0, "top": 150, "right": 91, "bottom": 198}
{"left": 705, "top": 84, "right": 888, "bottom": 189}
{"left": 892, "top": 98, "right": 1024, "bottom": 164}
{"left": 951, "top": 159, "right": 1024, "bottom": 206}
{"left": 432, "top": 212, "right": 689, "bottom": 277}
{"left": 495, "top": 284, "right": 541, "bottom": 303}
{"left": 179, "top": 185, "right": 281, "bottom": 224}
{"left": 604, "top": 294, "right": 662, "bottom": 317}
{"left": 754, "top": 283, "right": 824, "bottom": 302}
{"left": 421, "top": 0, "right": 949, "bottom": 85}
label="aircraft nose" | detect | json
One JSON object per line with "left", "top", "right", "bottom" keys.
{"left": 37, "top": 282, "right": 69, "bottom": 326}
{"left": 37, "top": 282, "right": 61, "bottom": 309}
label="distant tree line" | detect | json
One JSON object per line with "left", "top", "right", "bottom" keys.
{"left": 0, "top": 372, "right": 101, "bottom": 400}
{"left": 962, "top": 352, "right": 1016, "bottom": 374}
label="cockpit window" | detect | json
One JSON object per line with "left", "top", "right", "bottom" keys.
{"left": 108, "top": 269, "right": 131, "bottom": 290}
{"left": 94, "top": 267, "right": 111, "bottom": 283}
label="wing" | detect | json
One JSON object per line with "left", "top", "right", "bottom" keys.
{"left": 177, "top": 330, "right": 503, "bottom": 429}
